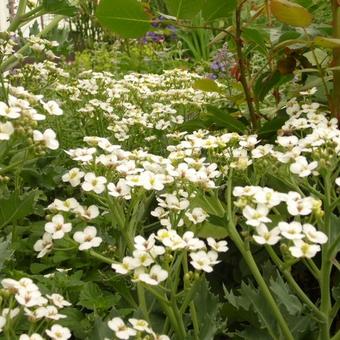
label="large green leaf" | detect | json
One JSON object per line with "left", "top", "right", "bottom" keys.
{"left": 193, "top": 278, "right": 222, "bottom": 340}
{"left": 0, "top": 190, "right": 39, "bottom": 228}
{"left": 165, "top": 0, "right": 203, "bottom": 19}
{"left": 258, "top": 114, "right": 289, "bottom": 140}
{"left": 193, "top": 78, "right": 220, "bottom": 93}
{"left": 269, "top": 273, "right": 302, "bottom": 316}
{"left": 42, "top": 0, "right": 78, "bottom": 16}
{"left": 205, "top": 105, "right": 247, "bottom": 133}
{"left": 96, "top": 0, "right": 150, "bottom": 38}
{"left": 239, "top": 282, "right": 279, "bottom": 336}
{"left": 270, "top": 0, "right": 313, "bottom": 28}
{"left": 201, "top": 0, "right": 237, "bottom": 21}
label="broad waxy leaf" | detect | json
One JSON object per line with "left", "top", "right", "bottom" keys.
{"left": 96, "top": 0, "right": 150, "bottom": 38}
{"left": 201, "top": 0, "right": 237, "bottom": 21}
{"left": 193, "top": 78, "right": 220, "bottom": 93}
{"left": 314, "top": 36, "right": 340, "bottom": 49}
{"left": 165, "top": 0, "right": 203, "bottom": 19}
{"left": 270, "top": 0, "right": 313, "bottom": 28}
{"left": 42, "top": 0, "right": 78, "bottom": 16}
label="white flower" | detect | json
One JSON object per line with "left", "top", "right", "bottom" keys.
{"left": 139, "top": 171, "right": 165, "bottom": 191}
{"left": 242, "top": 204, "right": 271, "bottom": 227}
{"left": 0, "top": 101, "right": 21, "bottom": 119}
{"left": 46, "top": 324, "right": 71, "bottom": 340}
{"left": 47, "top": 293, "right": 71, "bottom": 308}
{"left": 62, "top": 168, "right": 84, "bottom": 187}
{"left": 190, "top": 250, "right": 220, "bottom": 273}
{"left": 107, "top": 179, "right": 131, "bottom": 199}
{"left": 112, "top": 257, "right": 139, "bottom": 274}
{"left": 253, "top": 224, "right": 281, "bottom": 245}
{"left": 33, "top": 129, "right": 59, "bottom": 150}
{"left": 128, "top": 318, "right": 151, "bottom": 333}
{"left": 15, "top": 290, "right": 47, "bottom": 307}
{"left": 134, "top": 234, "right": 155, "bottom": 251}
{"left": 185, "top": 208, "right": 208, "bottom": 224}
{"left": 207, "top": 238, "right": 228, "bottom": 252}
{"left": 132, "top": 250, "right": 154, "bottom": 267}
{"left": 290, "top": 156, "right": 318, "bottom": 177}
{"left": 108, "top": 317, "right": 137, "bottom": 339}
{"left": 138, "top": 265, "right": 168, "bottom": 285}
{"left": 289, "top": 240, "right": 321, "bottom": 258}
{"left": 0, "top": 121, "right": 14, "bottom": 140}
{"left": 278, "top": 221, "right": 304, "bottom": 240}
{"left": 81, "top": 172, "right": 107, "bottom": 194}
{"left": 300, "top": 87, "right": 317, "bottom": 96}
{"left": 19, "top": 334, "right": 45, "bottom": 340}
{"left": 34, "top": 232, "right": 53, "bottom": 257}
{"left": 35, "top": 305, "right": 66, "bottom": 320}
{"left": 335, "top": 177, "right": 340, "bottom": 186}
{"left": 302, "top": 224, "right": 328, "bottom": 244}
{"left": 0, "top": 316, "right": 5, "bottom": 332}
{"left": 254, "top": 188, "right": 283, "bottom": 208}
{"left": 79, "top": 205, "right": 100, "bottom": 220}
{"left": 45, "top": 214, "right": 72, "bottom": 239}
{"left": 183, "top": 231, "right": 205, "bottom": 251}
{"left": 73, "top": 226, "right": 102, "bottom": 251}
{"left": 286, "top": 193, "right": 314, "bottom": 216}
{"left": 43, "top": 100, "right": 63, "bottom": 116}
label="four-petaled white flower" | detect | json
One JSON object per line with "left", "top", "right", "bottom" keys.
{"left": 0, "top": 121, "right": 15, "bottom": 140}
{"left": 138, "top": 265, "right": 168, "bottom": 285}
{"left": 290, "top": 156, "right": 318, "bottom": 177}
{"left": 34, "top": 232, "right": 53, "bottom": 257}
{"left": 190, "top": 250, "right": 220, "bottom": 273}
{"left": 108, "top": 317, "right": 137, "bottom": 340}
{"left": 46, "top": 324, "right": 72, "bottom": 340}
{"left": 33, "top": 129, "right": 59, "bottom": 150}
{"left": 62, "top": 167, "right": 84, "bottom": 187}
{"left": 81, "top": 172, "right": 107, "bottom": 194}
{"left": 289, "top": 240, "right": 321, "bottom": 258}
{"left": 45, "top": 215, "right": 72, "bottom": 239}
{"left": 242, "top": 204, "right": 271, "bottom": 226}
{"left": 253, "top": 224, "right": 281, "bottom": 245}
{"left": 185, "top": 207, "right": 208, "bottom": 224}
{"left": 302, "top": 224, "right": 328, "bottom": 244}
{"left": 207, "top": 238, "right": 228, "bottom": 252}
{"left": 278, "top": 221, "right": 304, "bottom": 240}
{"left": 43, "top": 100, "right": 63, "bottom": 116}
{"left": 73, "top": 226, "right": 102, "bottom": 251}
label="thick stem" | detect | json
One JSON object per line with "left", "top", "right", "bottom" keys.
{"left": 332, "top": 0, "right": 340, "bottom": 120}
{"left": 235, "top": 4, "right": 259, "bottom": 129}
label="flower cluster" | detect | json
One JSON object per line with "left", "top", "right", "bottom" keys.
{"left": 233, "top": 186, "right": 327, "bottom": 258}
{"left": 0, "top": 278, "right": 71, "bottom": 339}
{"left": 107, "top": 317, "right": 169, "bottom": 340}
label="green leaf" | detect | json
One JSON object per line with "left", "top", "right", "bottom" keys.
{"left": 243, "top": 28, "right": 269, "bottom": 55}
{"left": 192, "top": 78, "right": 220, "bottom": 93}
{"left": 96, "top": 0, "right": 150, "bottom": 38}
{"left": 196, "top": 221, "right": 228, "bottom": 239}
{"left": 78, "top": 282, "right": 119, "bottom": 310}
{"left": 191, "top": 191, "right": 226, "bottom": 217}
{"left": 269, "top": 273, "right": 302, "bottom": 315}
{"left": 193, "top": 278, "right": 222, "bottom": 340}
{"left": 239, "top": 282, "right": 278, "bottom": 336}
{"left": 205, "top": 105, "right": 247, "bottom": 133}
{"left": 270, "top": 0, "right": 313, "bottom": 27}
{"left": 254, "top": 70, "right": 293, "bottom": 102}
{"left": 314, "top": 36, "right": 340, "bottom": 49}
{"left": 201, "top": 0, "right": 237, "bottom": 21}
{"left": 258, "top": 114, "right": 289, "bottom": 140}
{"left": 0, "top": 190, "right": 39, "bottom": 228}
{"left": 165, "top": 0, "right": 203, "bottom": 19}
{"left": 42, "top": 0, "right": 78, "bottom": 16}
{"left": 0, "top": 236, "right": 12, "bottom": 271}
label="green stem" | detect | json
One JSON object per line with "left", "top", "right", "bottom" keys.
{"left": 88, "top": 249, "right": 113, "bottom": 264}
{"left": 319, "top": 173, "right": 333, "bottom": 340}
{"left": 265, "top": 246, "right": 326, "bottom": 322}
{"left": 1, "top": 15, "right": 65, "bottom": 72}
{"left": 7, "top": 0, "right": 27, "bottom": 32}
{"left": 137, "top": 284, "right": 150, "bottom": 323}
{"left": 227, "top": 171, "right": 294, "bottom": 340}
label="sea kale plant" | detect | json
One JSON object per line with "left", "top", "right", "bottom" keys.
{"left": 0, "top": 0, "right": 339, "bottom": 340}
